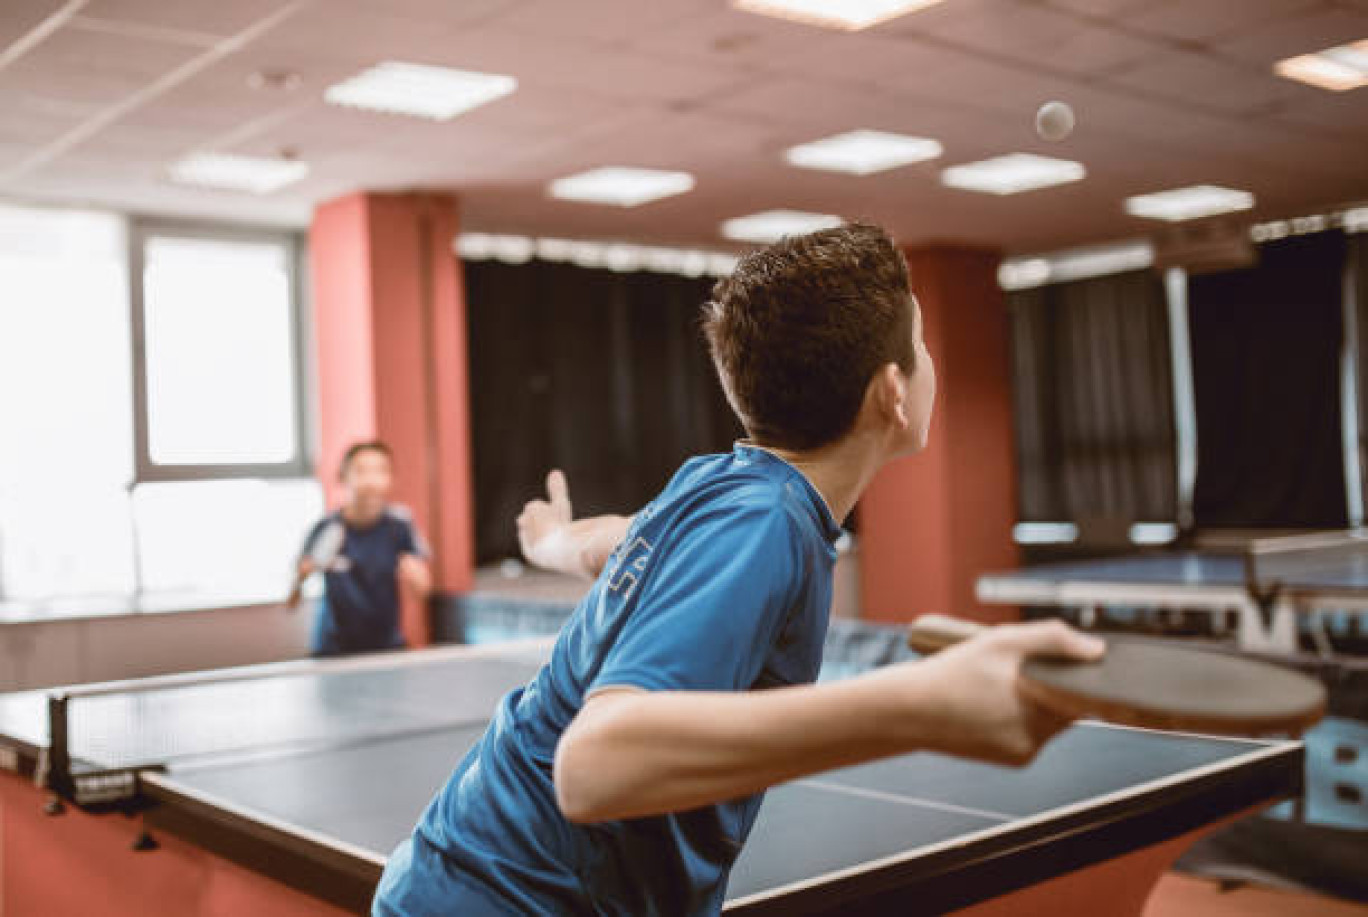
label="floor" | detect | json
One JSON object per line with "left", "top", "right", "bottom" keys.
{"left": 1149, "top": 875, "right": 1367, "bottom": 916}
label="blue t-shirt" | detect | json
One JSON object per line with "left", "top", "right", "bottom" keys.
{"left": 300, "top": 505, "right": 427, "bottom": 655}
{"left": 374, "top": 445, "right": 841, "bottom": 916}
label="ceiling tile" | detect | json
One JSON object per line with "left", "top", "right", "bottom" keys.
{"left": 0, "top": 0, "right": 68, "bottom": 49}
{"left": 1041, "top": 0, "right": 1164, "bottom": 17}
{"left": 491, "top": 0, "right": 712, "bottom": 44}
{"left": 1103, "top": 49, "right": 1304, "bottom": 114}
{"left": 1, "top": 25, "right": 201, "bottom": 108}
{"left": 1120, "top": 0, "right": 1324, "bottom": 43}
{"left": 907, "top": 4, "right": 1167, "bottom": 77}
{"left": 79, "top": 0, "right": 302, "bottom": 39}
{"left": 1212, "top": 4, "right": 1368, "bottom": 63}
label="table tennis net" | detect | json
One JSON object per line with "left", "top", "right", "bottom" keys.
{"left": 1245, "top": 530, "right": 1368, "bottom": 592}
{"left": 51, "top": 654, "right": 543, "bottom": 774}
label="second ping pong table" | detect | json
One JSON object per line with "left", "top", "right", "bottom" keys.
{"left": 977, "top": 530, "right": 1368, "bottom": 653}
{"left": 0, "top": 641, "right": 1301, "bottom": 916}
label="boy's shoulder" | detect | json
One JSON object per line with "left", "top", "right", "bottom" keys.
{"left": 652, "top": 450, "right": 808, "bottom": 536}
{"left": 382, "top": 503, "right": 414, "bottom": 524}
{"left": 665, "top": 449, "right": 787, "bottom": 500}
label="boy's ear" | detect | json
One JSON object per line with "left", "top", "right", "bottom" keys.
{"left": 873, "top": 362, "right": 910, "bottom": 430}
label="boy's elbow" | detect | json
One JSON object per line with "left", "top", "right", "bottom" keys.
{"left": 554, "top": 693, "right": 640, "bottom": 823}
{"left": 554, "top": 724, "right": 610, "bottom": 823}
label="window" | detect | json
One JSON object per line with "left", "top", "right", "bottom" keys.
{"left": 133, "top": 479, "right": 323, "bottom": 604}
{"left": 0, "top": 204, "right": 321, "bottom": 607}
{"left": 0, "top": 204, "right": 135, "bottom": 601}
{"left": 132, "top": 224, "right": 309, "bottom": 479}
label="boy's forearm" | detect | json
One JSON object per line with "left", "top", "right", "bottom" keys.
{"left": 555, "top": 665, "right": 940, "bottom": 822}
{"left": 535, "top": 515, "right": 632, "bottom": 579}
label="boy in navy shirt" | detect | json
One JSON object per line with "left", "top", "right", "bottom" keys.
{"left": 289, "top": 441, "right": 432, "bottom": 656}
{"left": 375, "top": 224, "right": 1103, "bottom": 914}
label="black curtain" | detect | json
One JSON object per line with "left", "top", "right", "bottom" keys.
{"left": 1188, "top": 232, "right": 1347, "bottom": 528}
{"left": 465, "top": 260, "right": 742, "bottom": 564}
{"left": 1009, "top": 269, "right": 1177, "bottom": 525}
{"left": 1354, "top": 231, "right": 1368, "bottom": 511}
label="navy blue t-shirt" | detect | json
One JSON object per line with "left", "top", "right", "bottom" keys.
{"left": 300, "top": 505, "right": 427, "bottom": 656}
{"left": 374, "top": 445, "right": 841, "bottom": 916}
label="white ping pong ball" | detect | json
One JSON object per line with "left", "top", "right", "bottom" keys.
{"left": 1035, "top": 101, "right": 1075, "bottom": 142}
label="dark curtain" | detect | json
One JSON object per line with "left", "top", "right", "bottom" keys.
{"left": 1188, "top": 231, "right": 1347, "bottom": 528}
{"left": 465, "top": 260, "right": 742, "bottom": 564}
{"left": 1354, "top": 231, "right": 1368, "bottom": 511}
{"left": 1009, "top": 269, "right": 1177, "bottom": 524}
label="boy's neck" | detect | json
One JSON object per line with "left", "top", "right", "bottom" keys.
{"left": 342, "top": 502, "right": 385, "bottom": 527}
{"left": 748, "top": 434, "right": 887, "bottom": 525}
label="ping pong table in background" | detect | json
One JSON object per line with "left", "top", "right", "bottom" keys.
{"left": 977, "top": 530, "right": 1368, "bottom": 654}
{"left": 0, "top": 641, "right": 1301, "bottom": 916}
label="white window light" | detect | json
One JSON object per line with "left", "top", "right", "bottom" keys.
{"left": 548, "top": 167, "right": 696, "bottom": 208}
{"left": 1124, "top": 185, "right": 1255, "bottom": 223}
{"left": 720, "top": 210, "right": 843, "bottom": 244}
{"left": 785, "top": 130, "right": 943, "bottom": 175}
{"left": 940, "top": 154, "right": 1085, "bottom": 195}
{"left": 1012, "top": 522, "right": 1079, "bottom": 545}
{"left": 458, "top": 233, "right": 737, "bottom": 277}
{"left": 325, "top": 62, "right": 517, "bottom": 121}
{"left": 733, "top": 0, "right": 947, "bottom": 31}
{"left": 1129, "top": 523, "right": 1178, "bottom": 546}
{"left": 1274, "top": 40, "right": 1368, "bottom": 91}
{"left": 167, "top": 153, "right": 308, "bottom": 194}
{"left": 998, "top": 240, "right": 1155, "bottom": 291}
{"left": 997, "top": 258, "right": 1051, "bottom": 291}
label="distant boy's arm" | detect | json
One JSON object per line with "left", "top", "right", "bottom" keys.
{"left": 517, "top": 469, "right": 632, "bottom": 580}
{"left": 284, "top": 558, "right": 315, "bottom": 611}
{"left": 554, "top": 621, "right": 1104, "bottom": 823}
{"left": 398, "top": 553, "right": 432, "bottom": 599}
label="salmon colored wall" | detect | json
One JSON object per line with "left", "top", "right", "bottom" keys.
{"left": 309, "top": 192, "right": 476, "bottom": 644}
{"left": 424, "top": 202, "right": 476, "bottom": 594}
{"left": 859, "top": 245, "right": 1019, "bottom": 624}
{"left": 309, "top": 193, "right": 377, "bottom": 513}
{"left": 1, "top": 774, "right": 347, "bottom": 917}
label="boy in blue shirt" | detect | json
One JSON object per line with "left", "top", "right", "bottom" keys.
{"left": 289, "top": 441, "right": 432, "bottom": 656}
{"left": 375, "top": 224, "right": 1103, "bottom": 914}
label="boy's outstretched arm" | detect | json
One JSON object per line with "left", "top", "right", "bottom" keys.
{"left": 517, "top": 470, "right": 632, "bottom": 580}
{"left": 554, "top": 620, "right": 1104, "bottom": 823}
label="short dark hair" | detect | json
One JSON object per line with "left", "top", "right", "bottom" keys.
{"left": 702, "top": 223, "right": 916, "bottom": 451}
{"left": 339, "top": 440, "right": 392, "bottom": 478}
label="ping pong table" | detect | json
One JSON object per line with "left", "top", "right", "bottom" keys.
{"left": 0, "top": 641, "right": 1302, "bottom": 916}
{"left": 977, "top": 530, "right": 1368, "bottom": 653}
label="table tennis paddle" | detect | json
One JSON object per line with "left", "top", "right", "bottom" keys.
{"left": 285, "top": 521, "right": 347, "bottom": 612}
{"left": 309, "top": 520, "right": 347, "bottom": 570}
{"left": 907, "top": 614, "right": 1325, "bottom": 737}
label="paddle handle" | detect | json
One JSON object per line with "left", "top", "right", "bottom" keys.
{"left": 906, "top": 614, "right": 988, "bottom": 655}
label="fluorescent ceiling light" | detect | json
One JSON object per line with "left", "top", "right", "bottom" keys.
{"left": 167, "top": 153, "right": 308, "bottom": 194}
{"left": 940, "top": 153, "right": 1085, "bottom": 195}
{"left": 1124, "top": 185, "right": 1255, "bottom": 222}
{"left": 720, "top": 210, "right": 843, "bottom": 243}
{"left": 548, "top": 167, "right": 696, "bottom": 208}
{"left": 733, "top": 0, "right": 946, "bottom": 31}
{"left": 1274, "top": 40, "right": 1368, "bottom": 91}
{"left": 785, "top": 130, "right": 943, "bottom": 175}
{"left": 325, "top": 61, "right": 517, "bottom": 120}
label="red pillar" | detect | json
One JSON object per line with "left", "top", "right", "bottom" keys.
{"left": 309, "top": 192, "right": 475, "bottom": 646}
{"left": 858, "top": 245, "right": 1019, "bottom": 624}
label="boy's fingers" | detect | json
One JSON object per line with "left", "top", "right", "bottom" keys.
{"left": 546, "top": 469, "right": 570, "bottom": 507}
{"left": 1004, "top": 620, "right": 1106, "bottom": 663}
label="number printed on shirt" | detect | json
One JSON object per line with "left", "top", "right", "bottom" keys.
{"left": 608, "top": 537, "right": 653, "bottom": 601}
